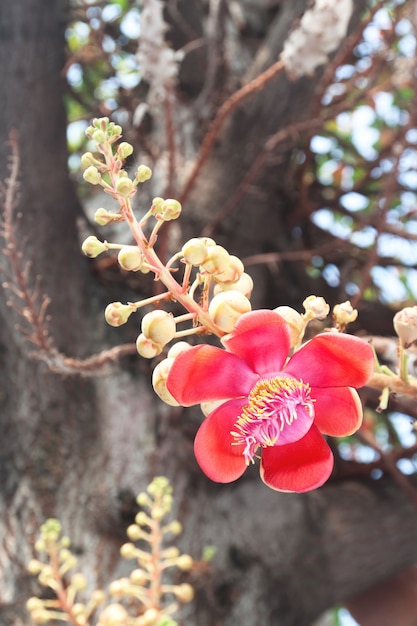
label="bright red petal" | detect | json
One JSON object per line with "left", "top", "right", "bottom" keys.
{"left": 284, "top": 333, "right": 374, "bottom": 388}
{"left": 312, "top": 386, "right": 363, "bottom": 436}
{"left": 166, "top": 345, "right": 257, "bottom": 406}
{"left": 221, "top": 310, "right": 291, "bottom": 375}
{"left": 260, "top": 425, "right": 334, "bottom": 492}
{"left": 194, "top": 399, "right": 248, "bottom": 483}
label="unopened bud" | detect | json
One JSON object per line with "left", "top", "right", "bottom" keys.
{"left": 92, "top": 129, "right": 107, "bottom": 144}
{"left": 105, "top": 302, "right": 133, "bottom": 327}
{"left": 151, "top": 197, "right": 165, "bottom": 216}
{"left": 152, "top": 358, "right": 180, "bottom": 406}
{"left": 118, "top": 246, "right": 143, "bottom": 271}
{"left": 167, "top": 341, "right": 192, "bottom": 358}
{"left": 173, "top": 583, "right": 194, "bottom": 603}
{"left": 95, "top": 208, "right": 117, "bottom": 225}
{"left": 83, "top": 165, "right": 102, "bottom": 185}
{"left": 274, "top": 306, "right": 305, "bottom": 347}
{"left": 140, "top": 608, "right": 159, "bottom": 625}
{"left": 142, "top": 310, "right": 176, "bottom": 345}
{"left": 120, "top": 542, "right": 136, "bottom": 559}
{"left": 82, "top": 236, "right": 106, "bottom": 258}
{"left": 393, "top": 306, "right": 417, "bottom": 348}
{"left": 117, "top": 142, "right": 134, "bottom": 159}
{"left": 209, "top": 290, "right": 251, "bottom": 333}
{"left": 161, "top": 199, "right": 182, "bottom": 221}
{"left": 214, "top": 272, "right": 254, "bottom": 298}
{"left": 333, "top": 301, "right": 358, "bottom": 328}
{"left": 182, "top": 238, "right": 208, "bottom": 265}
{"left": 130, "top": 568, "right": 148, "bottom": 585}
{"left": 115, "top": 176, "right": 135, "bottom": 197}
{"left": 136, "top": 333, "right": 163, "bottom": 358}
{"left": 214, "top": 255, "right": 244, "bottom": 284}
{"left": 200, "top": 245, "right": 231, "bottom": 275}
{"left": 303, "top": 295, "right": 330, "bottom": 320}
{"left": 97, "top": 603, "right": 129, "bottom": 626}
{"left": 177, "top": 554, "right": 194, "bottom": 570}
{"left": 81, "top": 152, "right": 97, "bottom": 167}
{"left": 71, "top": 573, "right": 87, "bottom": 591}
{"left": 136, "top": 164, "right": 152, "bottom": 183}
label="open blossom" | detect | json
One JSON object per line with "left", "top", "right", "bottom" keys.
{"left": 167, "top": 310, "right": 374, "bottom": 492}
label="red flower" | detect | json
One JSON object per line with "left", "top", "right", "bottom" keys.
{"left": 167, "top": 310, "right": 374, "bottom": 492}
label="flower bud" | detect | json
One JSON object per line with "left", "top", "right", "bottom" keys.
{"left": 182, "top": 238, "right": 208, "bottom": 266}
{"left": 152, "top": 358, "right": 180, "bottom": 406}
{"left": 177, "top": 554, "right": 194, "bottom": 570}
{"left": 83, "top": 165, "right": 102, "bottom": 185}
{"left": 118, "top": 246, "right": 143, "bottom": 271}
{"left": 130, "top": 568, "right": 148, "bottom": 585}
{"left": 120, "top": 542, "right": 136, "bottom": 559}
{"left": 333, "top": 301, "right": 358, "bottom": 327}
{"left": 97, "top": 603, "right": 129, "bottom": 626}
{"left": 167, "top": 341, "right": 192, "bottom": 358}
{"left": 393, "top": 306, "right": 417, "bottom": 348}
{"left": 214, "top": 272, "right": 254, "bottom": 298}
{"left": 140, "top": 608, "right": 159, "bottom": 625}
{"left": 105, "top": 302, "right": 133, "bottom": 327}
{"left": 200, "top": 245, "right": 231, "bottom": 275}
{"left": 161, "top": 198, "right": 182, "bottom": 221}
{"left": 274, "top": 306, "right": 305, "bottom": 347}
{"left": 141, "top": 310, "right": 176, "bottom": 345}
{"left": 136, "top": 333, "right": 163, "bottom": 358}
{"left": 82, "top": 236, "right": 106, "bottom": 258}
{"left": 303, "top": 295, "right": 330, "bottom": 320}
{"left": 151, "top": 197, "right": 165, "bottom": 216}
{"left": 135, "top": 164, "right": 152, "bottom": 183}
{"left": 117, "top": 141, "right": 134, "bottom": 159}
{"left": 173, "top": 583, "right": 194, "bottom": 603}
{"left": 214, "top": 255, "right": 244, "bottom": 284}
{"left": 71, "top": 573, "right": 87, "bottom": 591}
{"left": 81, "top": 152, "right": 96, "bottom": 167}
{"left": 115, "top": 176, "right": 135, "bottom": 197}
{"left": 92, "top": 129, "right": 107, "bottom": 144}
{"left": 95, "top": 208, "right": 115, "bottom": 225}
{"left": 209, "top": 290, "right": 251, "bottom": 333}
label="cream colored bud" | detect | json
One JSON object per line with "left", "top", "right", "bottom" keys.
{"left": 214, "top": 255, "right": 244, "bottom": 284}
{"left": 140, "top": 608, "right": 159, "bottom": 625}
{"left": 214, "top": 272, "right": 254, "bottom": 298}
{"left": 209, "top": 290, "right": 251, "bottom": 333}
{"left": 82, "top": 235, "right": 106, "bottom": 258}
{"left": 333, "top": 301, "right": 358, "bottom": 327}
{"left": 182, "top": 238, "right": 208, "bottom": 265}
{"left": 71, "top": 573, "right": 87, "bottom": 591}
{"left": 151, "top": 197, "right": 165, "bottom": 216}
{"left": 95, "top": 208, "right": 115, "bottom": 225}
{"left": 130, "top": 568, "right": 148, "bottom": 585}
{"left": 167, "top": 341, "right": 192, "bottom": 358}
{"left": 393, "top": 306, "right": 417, "bottom": 348}
{"left": 120, "top": 542, "right": 136, "bottom": 559}
{"left": 200, "top": 245, "right": 231, "bottom": 275}
{"left": 97, "top": 603, "right": 129, "bottom": 626}
{"left": 161, "top": 198, "right": 182, "bottom": 221}
{"left": 105, "top": 302, "right": 133, "bottom": 327}
{"left": 126, "top": 524, "right": 141, "bottom": 541}
{"left": 303, "top": 295, "right": 330, "bottom": 320}
{"left": 117, "top": 141, "right": 134, "bottom": 159}
{"left": 136, "top": 333, "right": 163, "bottom": 358}
{"left": 142, "top": 310, "right": 176, "bottom": 345}
{"left": 116, "top": 176, "right": 135, "bottom": 197}
{"left": 174, "top": 583, "right": 194, "bottom": 603}
{"left": 118, "top": 246, "right": 143, "bottom": 271}
{"left": 27, "top": 559, "right": 43, "bottom": 574}
{"left": 177, "top": 554, "right": 194, "bottom": 570}
{"left": 152, "top": 358, "right": 180, "bottom": 406}
{"left": 200, "top": 399, "right": 224, "bottom": 417}
{"left": 83, "top": 165, "right": 101, "bottom": 185}
{"left": 26, "top": 597, "right": 44, "bottom": 612}
{"left": 136, "top": 164, "right": 152, "bottom": 183}
{"left": 274, "top": 306, "right": 305, "bottom": 347}
{"left": 81, "top": 152, "right": 96, "bottom": 167}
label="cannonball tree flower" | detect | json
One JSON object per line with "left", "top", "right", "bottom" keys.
{"left": 166, "top": 310, "right": 374, "bottom": 492}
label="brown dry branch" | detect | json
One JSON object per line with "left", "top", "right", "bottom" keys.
{"left": 0, "top": 132, "right": 136, "bottom": 376}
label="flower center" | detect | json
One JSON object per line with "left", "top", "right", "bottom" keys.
{"left": 231, "top": 375, "right": 315, "bottom": 465}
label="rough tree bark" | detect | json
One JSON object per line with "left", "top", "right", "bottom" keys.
{"left": 0, "top": 1, "right": 416, "bottom": 626}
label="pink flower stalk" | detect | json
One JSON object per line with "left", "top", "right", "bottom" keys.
{"left": 167, "top": 310, "right": 374, "bottom": 492}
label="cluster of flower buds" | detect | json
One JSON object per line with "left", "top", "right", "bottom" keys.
{"left": 26, "top": 519, "right": 105, "bottom": 625}
{"left": 108, "top": 477, "right": 194, "bottom": 626}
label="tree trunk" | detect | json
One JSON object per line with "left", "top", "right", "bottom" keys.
{"left": 0, "top": 2, "right": 416, "bottom": 626}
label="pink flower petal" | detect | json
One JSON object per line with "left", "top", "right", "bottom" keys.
{"left": 284, "top": 333, "right": 374, "bottom": 388}
{"left": 260, "top": 425, "right": 334, "bottom": 492}
{"left": 312, "top": 386, "right": 363, "bottom": 436}
{"left": 221, "top": 310, "right": 291, "bottom": 375}
{"left": 194, "top": 399, "right": 248, "bottom": 483}
{"left": 167, "top": 345, "right": 257, "bottom": 406}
